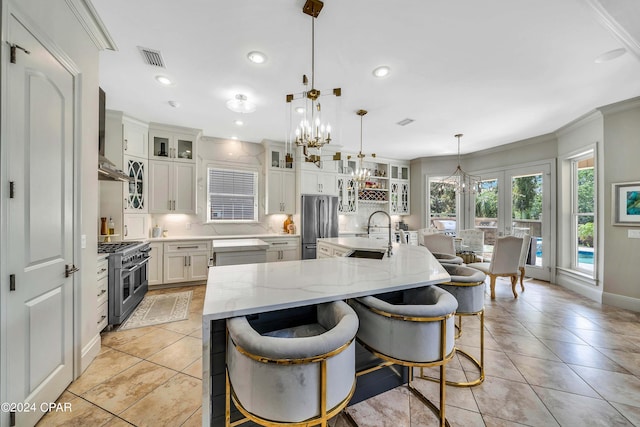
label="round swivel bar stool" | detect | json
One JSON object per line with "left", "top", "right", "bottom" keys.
{"left": 429, "top": 264, "right": 486, "bottom": 387}
{"left": 349, "top": 286, "right": 458, "bottom": 427}
{"left": 225, "top": 300, "right": 359, "bottom": 427}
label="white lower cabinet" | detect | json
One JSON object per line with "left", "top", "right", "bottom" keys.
{"left": 96, "top": 257, "right": 108, "bottom": 332}
{"left": 162, "top": 241, "right": 211, "bottom": 284}
{"left": 148, "top": 242, "right": 163, "bottom": 287}
{"left": 316, "top": 241, "right": 350, "bottom": 258}
{"left": 262, "top": 236, "right": 300, "bottom": 262}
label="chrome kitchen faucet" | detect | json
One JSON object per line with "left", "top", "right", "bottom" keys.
{"left": 367, "top": 210, "right": 393, "bottom": 257}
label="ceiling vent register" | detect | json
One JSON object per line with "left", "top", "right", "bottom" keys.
{"left": 138, "top": 46, "right": 166, "bottom": 68}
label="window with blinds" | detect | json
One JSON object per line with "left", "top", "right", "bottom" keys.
{"left": 207, "top": 168, "right": 258, "bottom": 221}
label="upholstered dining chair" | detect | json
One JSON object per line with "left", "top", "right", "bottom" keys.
{"left": 512, "top": 229, "right": 533, "bottom": 290}
{"left": 467, "top": 236, "right": 523, "bottom": 299}
{"left": 423, "top": 233, "right": 456, "bottom": 256}
{"left": 458, "top": 229, "right": 485, "bottom": 260}
{"left": 418, "top": 227, "right": 440, "bottom": 246}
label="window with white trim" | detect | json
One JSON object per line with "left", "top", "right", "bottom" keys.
{"left": 571, "top": 152, "right": 595, "bottom": 275}
{"left": 207, "top": 167, "right": 258, "bottom": 222}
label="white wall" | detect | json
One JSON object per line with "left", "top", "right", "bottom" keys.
{"left": 599, "top": 98, "right": 640, "bottom": 309}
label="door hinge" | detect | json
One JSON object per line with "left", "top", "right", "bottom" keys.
{"left": 9, "top": 43, "right": 31, "bottom": 64}
{"left": 9, "top": 274, "right": 15, "bottom": 291}
{"left": 9, "top": 411, "right": 15, "bottom": 426}
{"left": 9, "top": 181, "right": 15, "bottom": 198}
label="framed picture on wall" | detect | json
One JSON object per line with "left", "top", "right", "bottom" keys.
{"left": 612, "top": 181, "right": 640, "bottom": 226}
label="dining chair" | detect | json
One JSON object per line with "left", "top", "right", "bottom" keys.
{"left": 423, "top": 233, "right": 456, "bottom": 256}
{"left": 467, "top": 236, "right": 523, "bottom": 299}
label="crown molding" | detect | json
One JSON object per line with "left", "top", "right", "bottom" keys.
{"left": 583, "top": 0, "right": 640, "bottom": 61}
{"left": 65, "top": 0, "right": 117, "bottom": 51}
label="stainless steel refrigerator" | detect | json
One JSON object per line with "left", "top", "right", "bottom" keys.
{"left": 301, "top": 194, "right": 339, "bottom": 259}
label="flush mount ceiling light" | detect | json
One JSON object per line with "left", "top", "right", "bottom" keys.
{"left": 286, "top": 0, "right": 342, "bottom": 168}
{"left": 440, "top": 134, "right": 480, "bottom": 194}
{"left": 247, "top": 51, "right": 267, "bottom": 64}
{"left": 350, "top": 109, "right": 376, "bottom": 189}
{"left": 155, "top": 75, "right": 172, "bottom": 85}
{"left": 372, "top": 65, "right": 391, "bottom": 78}
{"left": 226, "top": 94, "right": 256, "bottom": 114}
{"left": 595, "top": 48, "right": 627, "bottom": 63}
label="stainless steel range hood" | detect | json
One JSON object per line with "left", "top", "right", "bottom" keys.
{"left": 98, "top": 154, "right": 132, "bottom": 182}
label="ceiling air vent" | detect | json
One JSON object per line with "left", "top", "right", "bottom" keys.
{"left": 396, "top": 118, "right": 415, "bottom": 126}
{"left": 138, "top": 46, "right": 166, "bottom": 68}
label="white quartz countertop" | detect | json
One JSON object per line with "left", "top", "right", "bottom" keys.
{"left": 203, "top": 244, "right": 450, "bottom": 321}
{"left": 318, "top": 237, "right": 390, "bottom": 252}
{"left": 146, "top": 233, "right": 299, "bottom": 242}
{"left": 211, "top": 239, "right": 269, "bottom": 252}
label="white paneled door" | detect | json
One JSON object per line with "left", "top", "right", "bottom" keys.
{"left": 6, "top": 16, "right": 75, "bottom": 426}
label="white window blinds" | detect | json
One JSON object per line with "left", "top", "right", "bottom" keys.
{"left": 208, "top": 168, "right": 257, "bottom": 221}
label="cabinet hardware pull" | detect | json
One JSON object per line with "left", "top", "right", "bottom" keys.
{"left": 65, "top": 264, "right": 79, "bottom": 277}
{"left": 124, "top": 139, "right": 128, "bottom": 150}
{"left": 189, "top": 256, "right": 192, "bottom": 266}
{"left": 272, "top": 242, "right": 287, "bottom": 245}
{"left": 98, "top": 289, "right": 106, "bottom": 296}
{"left": 98, "top": 315, "right": 106, "bottom": 324}
{"left": 124, "top": 225, "right": 128, "bottom": 236}
{"left": 177, "top": 246, "right": 199, "bottom": 249}
{"left": 168, "top": 200, "right": 172, "bottom": 210}
{"left": 184, "top": 256, "right": 187, "bottom": 266}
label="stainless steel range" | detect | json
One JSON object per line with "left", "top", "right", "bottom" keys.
{"left": 98, "top": 241, "right": 150, "bottom": 325}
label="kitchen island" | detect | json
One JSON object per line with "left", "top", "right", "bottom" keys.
{"left": 202, "top": 241, "right": 450, "bottom": 426}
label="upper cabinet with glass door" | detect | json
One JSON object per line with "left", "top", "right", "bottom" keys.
{"left": 149, "top": 123, "right": 200, "bottom": 163}
{"left": 264, "top": 140, "right": 295, "bottom": 170}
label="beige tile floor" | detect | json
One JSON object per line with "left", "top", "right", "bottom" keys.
{"left": 38, "top": 279, "right": 640, "bottom": 426}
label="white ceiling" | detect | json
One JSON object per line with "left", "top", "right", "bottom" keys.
{"left": 92, "top": 0, "right": 640, "bottom": 160}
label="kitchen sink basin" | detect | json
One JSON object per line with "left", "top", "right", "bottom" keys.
{"left": 346, "top": 249, "right": 386, "bottom": 260}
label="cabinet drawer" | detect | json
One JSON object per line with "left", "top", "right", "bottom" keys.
{"left": 97, "top": 259, "right": 108, "bottom": 281}
{"left": 333, "top": 247, "right": 350, "bottom": 257}
{"left": 97, "top": 302, "right": 108, "bottom": 332}
{"left": 165, "top": 241, "right": 209, "bottom": 253}
{"left": 97, "top": 277, "right": 108, "bottom": 306}
{"left": 317, "top": 245, "right": 332, "bottom": 257}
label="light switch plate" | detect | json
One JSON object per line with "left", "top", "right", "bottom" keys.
{"left": 628, "top": 229, "right": 640, "bottom": 239}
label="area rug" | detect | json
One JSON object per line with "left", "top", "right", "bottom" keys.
{"left": 119, "top": 290, "right": 192, "bottom": 330}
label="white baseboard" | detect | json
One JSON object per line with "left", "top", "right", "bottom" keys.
{"left": 602, "top": 292, "right": 640, "bottom": 313}
{"left": 555, "top": 270, "right": 602, "bottom": 302}
{"left": 79, "top": 333, "right": 101, "bottom": 376}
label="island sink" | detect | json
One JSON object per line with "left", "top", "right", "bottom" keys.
{"left": 346, "top": 249, "right": 386, "bottom": 259}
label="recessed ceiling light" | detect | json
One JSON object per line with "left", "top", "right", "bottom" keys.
{"left": 155, "top": 75, "right": 172, "bottom": 85}
{"left": 295, "top": 107, "right": 305, "bottom": 114}
{"left": 247, "top": 51, "right": 267, "bottom": 64}
{"left": 231, "top": 136, "right": 238, "bottom": 140}
{"left": 595, "top": 48, "right": 627, "bottom": 63}
{"left": 168, "top": 100, "right": 180, "bottom": 108}
{"left": 234, "top": 119, "right": 244, "bottom": 126}
{"left": 372, "top": 66, "right": 391, "bottom": 78}
{"left": 226, "top": 94, "right": 256, "bottom": 114}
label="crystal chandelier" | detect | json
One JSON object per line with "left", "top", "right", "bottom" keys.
{"left": 286, "top": 0, "right": 342, "bottom": 167}
{"left": 441, "top": 134, "right": 480, "bottom": 194}
{"left": 351, "top": 109, "right": 375, "bottom": 189}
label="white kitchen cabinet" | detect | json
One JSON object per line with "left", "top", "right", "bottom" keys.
{"left": 390, "top": 163, "right": 410, "bottom": 215}
{"left": 337, "top": 176, "right": 357, "bottom": 214}
{"left": 105, "top": 110, "right": 148, "bottom": 161}
{"left": 149, "top": 160, "right": 196, "bottom": 214}
{"left": 163, "top": 241, "right": 210, "bottom": 284}
{"left": 265, "top": 141, "right": 295, "bottom": 170}
{"left": 149, "top": 124, "right": 199, "bottom": 163}
{"left": 148, "top": 243, "right": 163, "bottom": 288}
{"left": 96, "top": 257, "right": 108, "bottom": 332}
{"left": 266, "top": 170, "right": 296, "bottom": 214}
{"left": 300, "top": 169, "right": 337, "bottom": 195}
{"left": 261, "top": 236, "right": 300, "bottom": 262}
{"left": 316, "top": 240, "right": 351, "bottom": 258}
{"left": 100, "top": 112, "right": 150, "bottom": 240}
{"left": 123, "top": 214, "right": 148, "bottom": 240}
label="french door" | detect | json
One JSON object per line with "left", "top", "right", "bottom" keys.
{"left": 472, "top": 162, "right": 553, "bottom": 281}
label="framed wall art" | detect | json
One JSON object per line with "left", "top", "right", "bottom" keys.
{"left": 612, "top": 181, "right": 640, "bottom": 226}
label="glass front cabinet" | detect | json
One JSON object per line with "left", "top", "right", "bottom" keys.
{"left": 337, "top": 176, "right": 357, "bottom": 214}
{"left": 124, "top": 157, "right": 146, "bottom": 212}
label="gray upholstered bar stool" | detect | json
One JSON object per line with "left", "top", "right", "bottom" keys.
{"left": 349, "top": 286, "right": 458, "bottom": 427}
{"left": 432, "top": 252, "right": 464, "bottom": 265}
{"left": 225, "top": 300, "right": 358, "bottom": 427}
{"left": 433, "top": 264, "right": 487, "bottom": 387}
